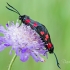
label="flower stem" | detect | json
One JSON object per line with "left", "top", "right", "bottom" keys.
{"left": 8, "top": 54, "right": 17, "bottom": 70}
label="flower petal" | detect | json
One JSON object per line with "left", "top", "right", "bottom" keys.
{"left": 0, "top": 37, "right": 5, "bottom": 44}
{"left": 0, "top": 25, "right": 6, "bottom": 33}
{"left": 31, "top": 50, "right": 45, "bottom": 62}
{"left": 20, "top": 53, "right": 29, "bottom": 62}
{"left": 30, "top": 52, "right": 39, "bottom": 62}
{"left": 0, "top": 44, "right": 6, "bottom": 51}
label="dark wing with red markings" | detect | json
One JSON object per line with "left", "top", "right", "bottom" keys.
{"left": 36, "top": 24, "right": 50, "bottom": 42}
{"left": 36, "top": 24, "right": 54, "bottom": 52}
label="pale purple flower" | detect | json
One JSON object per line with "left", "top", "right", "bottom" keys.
{"left": 0, "top": 21, "right": 48, "bottom": 62}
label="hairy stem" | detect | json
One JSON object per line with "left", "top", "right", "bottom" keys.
{"left": 8, "top": 54, "right": 17, "bottom": 70}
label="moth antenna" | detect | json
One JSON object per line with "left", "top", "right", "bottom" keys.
{"left": 53, "top": 52, "right": 61, "bottom": 69}
{"left": 6, "top": 2, "right": 21, "bottom": 16}
{"left": 6, "top": 6, "right": 20, "bottom": 15}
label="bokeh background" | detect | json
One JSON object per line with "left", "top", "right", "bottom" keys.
{"left": 0, "top": 0, "right": 70, "bottom": 70}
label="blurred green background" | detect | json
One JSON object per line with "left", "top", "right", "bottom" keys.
{"left": 0, "top": 0, "right": 70, "bottom": 70}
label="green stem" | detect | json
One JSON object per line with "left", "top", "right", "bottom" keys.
{"left": 8, "top": 54, "right": 17, "bottom": 70}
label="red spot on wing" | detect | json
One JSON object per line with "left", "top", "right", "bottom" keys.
{"left": 47, "top": 43, "right": 52, "bottom": 49}
{"left": 25, "top": 19, "right": 30, "bottom": 24}
{"left": 45, "top": 34, "right": 49, "bottom": 41}
{"left": 40, "top": 31, "right": 45, "bottom": 35}
{"left": 33, "top": 22, "right": 38, "bottom": 27}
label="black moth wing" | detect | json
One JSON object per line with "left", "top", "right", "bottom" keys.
{"left": 36, "top": 24, "right": 50, "bottom": 42}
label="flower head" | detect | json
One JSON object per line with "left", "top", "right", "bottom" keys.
{"left": 0, "top": 21, "right": 48, "bottom": 62}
